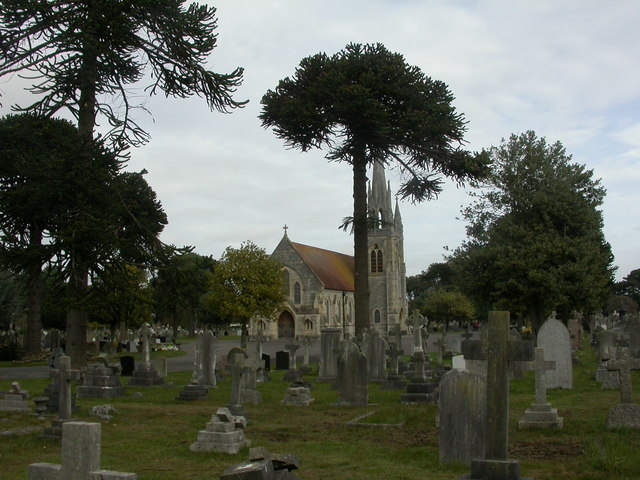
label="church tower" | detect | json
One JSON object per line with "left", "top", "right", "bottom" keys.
{"left": 367, "top": 161, "right": 408, "bottom": 334}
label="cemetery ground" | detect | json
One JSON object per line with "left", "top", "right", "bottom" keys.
{"left": 1, "top": 341, "right": 640, "bottom": 480}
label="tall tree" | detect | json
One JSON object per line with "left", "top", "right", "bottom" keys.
{"left": 1, "top": 1, "right": 244, "bottom": 365}
{"left": 449, "top": 131, "right": 615, "bottom": 331}
{"left": 260, "top": 43, "right": 489, "bottom": 338}
{"left": 204, "top": 241, "right": 284, "bottom": 348}
{"left": 613, "top": 269, "right": 640, "bottom": 306}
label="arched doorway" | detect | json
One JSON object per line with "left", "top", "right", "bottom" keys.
{"left": 277, "top": 311, "right": 295, "bottom": 338}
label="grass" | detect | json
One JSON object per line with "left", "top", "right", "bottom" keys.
{"left": 1, "top": 344, "right": 640, "bottom": 480}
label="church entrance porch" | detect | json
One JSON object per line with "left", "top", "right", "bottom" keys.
{"left": 278, "top": 311, "right": 295, "bottom": 339}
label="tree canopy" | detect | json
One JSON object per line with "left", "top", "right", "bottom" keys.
{"left": 260, "top": 42, "right": 489, "bottom": 337}
{"left": 204, "top": 241, "right": 284, "bottom": 346}
{"left": 449, "top": 131, "right": 615, "bottom": 330}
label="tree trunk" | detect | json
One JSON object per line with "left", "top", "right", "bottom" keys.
{"left": 24, "top": 225, "right": 43, "bottom": 356}
{"left": 66, "top": 269, "right": 89, "bottom": 369}
{"left": 352, "top": 157, "right": 370, "bottom": 339}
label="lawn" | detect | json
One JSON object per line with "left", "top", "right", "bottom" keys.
{"left": 1, "top": 343, "right": 639, "bottom": 480}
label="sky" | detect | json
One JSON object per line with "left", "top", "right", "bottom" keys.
{"left": 3, "top": 1, "right": 639, "bottom": 281}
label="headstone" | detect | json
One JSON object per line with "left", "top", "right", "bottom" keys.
{"left": 42, "top": 355, "right": 82, "bottom": 439}
{"left": 605, "top": 347, "right": 640, "bottom": 429}
{"left": 451, "top": 355, "right": 466, "bottom": 371}
{"left": 400, "top": 347, "right": 438, "bottom": 404}
{"left": 595, "top": 330, "right": 622, "bottom": 389}
{"left": 282, "top": 381, "right": 314, "bottom": 406}
{"left": 537, "top": 314, "right": 572, "bottom": 389}
{"left": 335, "top": 340, "right": 368, "bottom": 406}
{"left": 0, "top": 381, "right": 30, "bottom": 412}
{"left": 282, "top": 342, "right": 301, "bottom": 382}
{"left": 262, "top": 353, "right": 271, "bottom": 371}
{"left": 363, "top": 329, "right": 388, "bottom": 382}
{"left": 177, "top": 331, "right": 218, "bottom": 401}
{"left": 518, "top": 347, "right": 563, "bottom": 429}
{"left": 128, "top": 324, "right": 163, "bottom": 386}
{"left": 464, "top": 325, "right": 488, "bottom": 376}
{"left": 439, "top": 369, "right": 486, "bottom": 463}
{"left": 76, "top": 362, "right": 125, "bottom": 399}
{"left": 275, "top": 351, "right": 289, "bottom": 370}
{"left": 300, "top": 336, "right": 314, "bottom": 374}
{"left": 120, "top": 356, "right": 135, "bottom": 376}
{"left": 28, "top": 422, "right": 136, "bottom": 479}
{"left": 318, "top": 328, "right": 342, "bottom": 382}
{"left": 408, "top": 310, "right": 427, "bottom": 356}
{"left": 567, "top": 313, "right": 584, "bottom": 350}
{"left": 220, "top": 447, "right": 301, "bottom": 480}
{"left": 459, "top": 311, "right": 534, "bottom": 480}
{"left": 190, "top": 407, "right": 249, "bottom": 454}
{"left": 381, "top": 330, "right": 406, "bottom": 390}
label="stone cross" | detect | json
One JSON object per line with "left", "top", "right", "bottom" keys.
{"left": 284, "top": 342, "right": 300, "bottom": 369}
{"left": 607, "top": 347, "right": 640, "bottom": 404}
{"left": 386, "top": 340, "right": 402, "bottom": 375}
{"left": 434, "top": 331, "right": 447, "bottom": 363}
{"left": 49, "top": 355, "right": 81, "bottom": 420}
{"left": 409, "top": 310, "right": 426, "bottom": 355}
{"left": 301, "top": 336, "right": 314, "bottom": 366}
{"left": 461, "top": 311, "right": 534, "bottom": 477}
{"left": 533, "top": 347, "right": 556, "bottom": 405}
{"left": 28, "top": 422, "right": 136, "bottom": 480}
{"left": 141, "top": 323, "right": 152, "bottom": 366}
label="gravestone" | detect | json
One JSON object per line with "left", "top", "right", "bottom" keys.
{"left": 177, "top": 330, "right": 218, "bottom": 401}
{"left": 464, "top": 325, "right": 488, "bottom": 376}
{"left": 439, "top": 369, "right": 486, "bottom": 463}
{"left": 451, "top": 355, "right": 466, "bottom": 371}
{"left": 0, "top": 382, "right": 30, "bottom": 412}
{"left": 42, "top": 355, "right": 82, "bottom": 439}
{"left": 275, "top": 351, "right": 289, "bottom": 370}
{"left": 363, "top": 329, "right": 388, "bottom": 382}
{"left": 567, "top": 313, "right": 584, "bottom": 350}
{"left": 282, "top": 382, "right": 314, "bottom": 406}
{"left": 228, "top": 361, "right": 245, "bottom": 417}
{"left": 318, "top": 328, "right": 342, "bottom": 382}
{"left": 76, "top": 361, "right": 125, "bottom": 399}
{"left": 28, "top": 422, "right": 136, "bottom": 479}
{"left": 262, "top": 353, "right": 271, "bottom": 371}
{"left": 408, "top": 310, "right": 427, "bottom": 356}
{"left": 605, "top": 347, "right": 640, "bottom": 429}
{"left": 537, "top": 313, "right": 572, "bottom": 389}
{"left": 382, "top": 328, "right": 406, "bottom": 390}
{"left": 120, "top": 356, "right": 135, "bottom": 376}
{"left": 283, "top": 342, "right": 301, "bottom": 382}
{"left": 300, "top": 335, "right": 315, "bottom": 374}
{"left": 220, "top": 447, "right": 301, "bottom": 480}
{"left": 595, "top": 330, "right": 622, "bottom": 389}
{"left": 460, "top": 311, "right": 534, "bottom": 480}
{"left": 128, "top": 323, "right": 163, "bottom": 386}
{"left": 335, "top": 340, "right": 368, "bottom": 405}
{"left": 518, "top": 347, "right": 563, "bottom": 429}
{"left": 227, "top": 347, "right": 262, "bottom": 405}
{"left": 190, "top": 407, "right": 249, "bottom": 454}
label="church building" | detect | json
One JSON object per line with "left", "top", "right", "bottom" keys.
{"left": 250, "top": 161, "right": 408, "bottom": 339}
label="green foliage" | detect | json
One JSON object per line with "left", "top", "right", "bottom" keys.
{"left": 0, "top": 0, "right": 245, "bottom": 149}
{"left": 613, "top": 269, "right": 640, "bottom": 306}
{"left": 407, "top": 262, "right": 457, "bottom": 310}
{"left": 415, "top": 289, "right": 475, "bottom": 324}
{"left": 449, "top": 131, "right": 615, "bottom": 330}
{"left": 261, "top": 42, "right": 490, "bottom": 336}
{"left": 204, "top": 241, "right": 285, "bottom": 327}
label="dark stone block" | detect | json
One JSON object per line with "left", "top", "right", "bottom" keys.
{"left": 275, "top": 351, "right": 289, "bottom": 370}
{"left": 120, "top": 356, "right": 135, "bottom": 376}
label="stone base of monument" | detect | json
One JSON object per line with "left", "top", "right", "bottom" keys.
{"left": 380, "top": 373, "right": 407, "bottom": 390}
{"left": 0, "top": 383, "right": 30, "bottom": 412}
{"left": 190, "top": 407, "right": 250, "bottom": 454}
{"left": 400, "top": 381, "right": 438, "bottom": 404}
{"left": 606, "top": 403, "right": 640, "bottom": 429}
{"left": 77, "top": 365, "right": 126, "bottom": 399}
{"left": 595, "top": 366, "right": 619, "bottom": 389}
{"left": 518, "top": 403, "right": 563, "bottom": 429}
{"left": 128, "top": 364, "right": 164, "bottom": 386}
{"left": 176, "top": 384, "right": 210, "bottom": 401}
{"left": 459, "top": 458, "right": 533, "bottom": 480}
{"left": 282, "top": 386, "right": 314, "bottom": 406}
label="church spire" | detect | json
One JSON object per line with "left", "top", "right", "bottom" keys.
{"left": 368, "top": 160, "right": 394, "bottom": 227}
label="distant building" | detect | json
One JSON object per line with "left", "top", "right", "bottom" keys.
{"left": 250, "top": 161, "right": 408, "bottom": 338}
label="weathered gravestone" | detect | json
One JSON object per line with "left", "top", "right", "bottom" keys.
{"left": 282, "top": 381, "right": 314, "bottom": 406}
{"left": 595, "top": 329, "right": 622, "bottom": 389}
{"left": 318, "top": 327, "right": 342, "bottom": 382}
{"left": 0, "top": 381, "right": 30, "bottom": 412}
{"left": 382, "top": 325, "right": 406, "bottom": 390}
{"left": 460, "top": 311, "right": 534, "bottom": 480}
{"left": 363, "top": 329, "right": 388, "bottom": 382}
{"left": 29, "top": 421, "right": 136, "bottom": 479}
{"left": 335, "top": 339, "right": 368, "bottom": 406}
{"left": 42, "top": 355, "right": 82, "bottom": 439}
{"left": 518, "top": 347, "right": 563, "bottom": 429}
{"left": 567, "top": 313, "right": 584, "bottom": 350}
{"left": 76, "top": 359, "right": 125, "bottom": 399}
{"left": 177, "top": 330, "right": 218, "bottom": 401}
{"left": 220, "top": 447, "right": 301, "bottom": 480}
{"left": 190, "top": 407, "right": 249, "bottom": 454}
{"left": 283, "top": 342, "right": 301, "bottom": 382}
{"left": 227, "top": 347, "right": 262, "bottom": 405}
{"left": 605, "top": 347, "right": 640, "bottom": 429}
{"left": 439, "top": 369, "right": 486, "bottom": 463}
{"left": 537, "top": 313, "right": 572, "bottom": 389}
{"left": 128, "top": 324, "right": 163, "bottom": 386}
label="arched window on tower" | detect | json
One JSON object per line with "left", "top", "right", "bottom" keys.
{"left": 294, "top": 282, "right": 301, "bottom": 304}
{"left": 371, "top": 245, "right": 384, "bottom": 273}
{"left": 373, "top": 309, "right": 381, "bottom": 324}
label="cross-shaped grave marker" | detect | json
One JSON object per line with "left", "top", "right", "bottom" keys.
{"left": 533, "top": 347, "right": 556, "bottom": 405}
{"left": 284, "top": 341, "right": 300, "bottom": 370}
{"left": 607, "top": 347, "right": 640, "bottom": 404}
{"left": 50, "top": 355, "right": 81, "bottom": 421}
{"left": 461, "top": 311, "right": 534, "bottom": 480}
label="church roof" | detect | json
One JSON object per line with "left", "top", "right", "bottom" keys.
{"left": 290, "top": 241, "right": 355, "bottom": 292}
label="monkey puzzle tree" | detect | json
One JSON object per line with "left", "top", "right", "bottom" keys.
{"left": 0, "top": 1, "right": 244, "bottom": 365}
{"left": 260, "top": 42, "right": 489, "bottom": 338}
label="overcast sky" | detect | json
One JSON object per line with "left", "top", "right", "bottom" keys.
{"left": 5, "top": 1, "right": 639, "bottom": 281}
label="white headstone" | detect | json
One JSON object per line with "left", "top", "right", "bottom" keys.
{"left": 537, "top": 316, "right": 573, "bottom": 389}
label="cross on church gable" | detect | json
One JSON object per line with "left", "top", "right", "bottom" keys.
{"left": 607, "top": 347, "right": 640, "bottom": 404}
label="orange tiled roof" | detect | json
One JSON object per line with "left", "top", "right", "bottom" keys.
{"left": 290, "top": 242, "right": 354, "bottom": 292}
